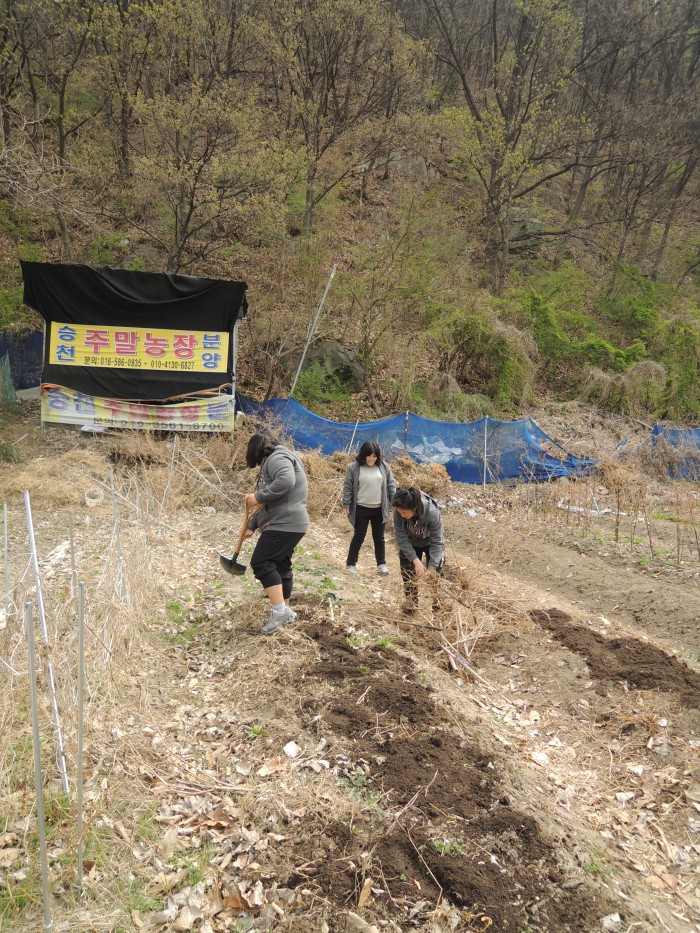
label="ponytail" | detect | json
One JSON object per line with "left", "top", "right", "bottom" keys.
{"left": 392, "top": 487, "right": 423, "bottom": 519}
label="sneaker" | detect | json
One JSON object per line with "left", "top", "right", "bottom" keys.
{"left": 260, "top": 606, "right": 296, "bottom": 636}
{"left": 345, "top": 565, "right": 357, "bottom": 574}
{"left": 377, "top": 564, "right": 390, "bottom": 576}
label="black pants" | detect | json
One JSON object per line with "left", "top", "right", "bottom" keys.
{"left": 399, "top": 546, "right": 445, "bottom": 608}
{"left": 250, "top": 530, "right": 305, "bottom": 598}
{"left": 347, "top": 505, "right": 385, "bottom": 567}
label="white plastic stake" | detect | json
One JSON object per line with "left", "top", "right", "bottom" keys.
{"left": 76, "top": 582, "right": 85, "bottom": 893}
{"left": 26, "top": 602, "right": 54, "bottom": 932}
{"left": 2, "top": 501, "right": 8, "bottom": 619}
{"left": 24, "top": 490, "right": 69, "bottom": 794}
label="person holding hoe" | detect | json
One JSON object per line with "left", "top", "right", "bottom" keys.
{"left": 342, "top": 441, "right": 396, "bottom": 575}
{"left": 392, "top": 486, "right": 445, "bottom": 615}
{"left": 242, "top": 431, "right": 309, "bottom": 635}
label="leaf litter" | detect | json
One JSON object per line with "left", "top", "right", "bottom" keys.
{"left": 2, "top": 425, "right": 700, "bottom": 931}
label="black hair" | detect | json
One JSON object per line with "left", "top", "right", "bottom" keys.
{"left": 246, "top": 431, "right": 280, "bottom": 468}
{"left": 392, "top": 487, "right": 423, "bottom": 518}
{"left": 356, "top": 441, "right": 382, "bottom": 466}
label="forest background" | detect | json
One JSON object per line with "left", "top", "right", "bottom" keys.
{"left": 0, "top": 0, "right": 698, "bottom": 424}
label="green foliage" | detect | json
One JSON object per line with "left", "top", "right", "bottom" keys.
{"left": 114, "top": 876, "right": 162, "bottom": 915}
{"left": 0, "top": 866, "right": 42, "bottom": 921}
{"left": 347, "top": 632, "right": 371, "bottom": 649}
{"left": 376, "top": 636, "right": 396, "bottom": 648}
{"left": 0, "top": 288, "right": 30, "bottom": 330}
{"left": 582, "top": 849, "right": 617, "bottom": 876}
{"left": 655, "top": 317, "right": 700, "bottom": 418}
{"left": 433, "top": 838, "right": 463, "bottom": 856}
{"left": 411, "top": 384, "right": 496, "bottom": 422}
{"left": 0, "top": 439, "right": 20, "bottom": 463}
{"left": 340, "top": 766, "right": 373, "bottom": 799}
{"left": 294, "top": 361, "right": 351, "bottom": 408}
{"left": 86, "top": 234, "right": 130, "bottom": 266}
{"left": 17, "top": 243, "right": 44, "bottom": 263}
{"left": 424, "top": 301, "right": 534, "bottom": 413}
{"left": 0, "top": 199, "right": 36, "bottom": 241}
{"left": 599, "top": 267, "right": 661, "bottom": 340}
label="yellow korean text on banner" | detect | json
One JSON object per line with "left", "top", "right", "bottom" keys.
{"left": 41, "top": 386, "right": 234, "bottom": 433}
{"left": 48, "top": 322, "right": 229, "bottom": 373}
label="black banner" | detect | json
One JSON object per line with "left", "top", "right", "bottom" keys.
{"left": 21, "top": 262, "right": 247, "bottom": 400}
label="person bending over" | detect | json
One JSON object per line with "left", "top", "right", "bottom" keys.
{"left": 392, "top": 486, "right": 445, "bottom": 615}
{"left": 243, "top": 431, "right": 309, "bottom": 635}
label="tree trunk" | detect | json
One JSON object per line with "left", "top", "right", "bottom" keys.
{"left": 119, "top": 93, "right": 131, "bottom": 178}
{"left": 303, "top": 167, "right": 316, "bottom": 234}
{"left": 652, "top": 158, "right": 696, "bottom": 280}
{"left": 54, "top": 201, "right": 73, "bottom": 261}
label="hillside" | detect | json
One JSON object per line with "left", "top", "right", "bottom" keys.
{"left": 1, "top": 404, "right": 700, "bottom": 931}
{"left": 0, "top": 0, "right": 697, "bottom": 422}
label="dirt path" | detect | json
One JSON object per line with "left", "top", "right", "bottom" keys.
{"left": 445, "top": 508, "right": 700, "bottom": 657}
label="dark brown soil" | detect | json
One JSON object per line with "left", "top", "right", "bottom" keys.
{"left": 294, "top": 623, "right": 615, "bottom": 931}
{"left": 530, "top": 607, "right": 700, "bottom": 707}
{"left": 448, "top": 510, "right": 700, "bottom": 655}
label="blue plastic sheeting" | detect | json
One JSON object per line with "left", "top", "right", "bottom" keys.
{"left": 0, "top": 330, "right": 43, "bottom": 389}
{"left": 237, "top": 396, "right": 596, "bottom": 484}
{"left": 651, "top": 424, "right": 700, "bottom": 480}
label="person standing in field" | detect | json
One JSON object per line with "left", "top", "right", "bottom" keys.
{"left": 392, "top": 486, "right": 445, "bottom": 615}
{"left": 243, "top": 431, "right": 309, "bottom": 635}
{"left": 342, "top": 441, "right": 396, "bottom": 576}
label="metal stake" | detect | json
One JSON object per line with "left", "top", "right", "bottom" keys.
{"left": 23, "top": 490, "right": 69, "bottom": 794}
{"left": 26, "top": 602, "right": 54, "bottom": 932}
{"left": 68, "top": 512, "right": 77, "bottom": 600}
{"left": 483, "top": 416, "right": 488, "bottom": 489}
{"left": 76, "top": 582, "right": 85, "bottom": 893}
{"left": 2, "top": 501, "right": 8, "bottom": 621}
{"left": 289, "top": 265, "right": 337, "bottom": 398}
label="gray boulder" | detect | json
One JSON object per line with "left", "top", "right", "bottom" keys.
{"left": 303, "top": 339, "right": 365, "bottom": 391}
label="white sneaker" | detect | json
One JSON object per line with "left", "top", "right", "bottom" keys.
{"left": 377, "top": 564, "right": 390, "bottom": 576}
{"left": 346, "top": 565, "right": 357, "bottom": 574}
{"left": 260, "top": 606, "right": 296, "bottom": 635}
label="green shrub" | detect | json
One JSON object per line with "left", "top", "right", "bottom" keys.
{"left": 295, "top": 361, "right": 351, "bottom": 409}
{"left": 86, "top": 234, "right": 131, "bottom": 266}
{"left": 0, "top": 288, "right": 31, "bottom": 329}
{"left": 598, "top": 267, "right": 661, "bottom": 340}
{"left": 425, "top": 303, "right": 534, "bottom": 412}
{"left": 655, "top": 317, "right": 700, "bottom": 419}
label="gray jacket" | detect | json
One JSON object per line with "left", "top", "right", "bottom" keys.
{"left": 342, "top": 460, "right": 396, "bottom": 525}
{"left": 248, "top": 446, "right": 309, "bottom": 534}
{"left": 393, "top": 492, "right": 445, "bottom": 569}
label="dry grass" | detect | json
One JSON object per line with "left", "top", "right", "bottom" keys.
{"left": 0, "top": 448, "right": 111, "bottom": 508}
{"left": 3, "top": 421, "right": 700, "bottom": 931}
{"left": 0, "top": 454, "right": 182, "bottom": 930}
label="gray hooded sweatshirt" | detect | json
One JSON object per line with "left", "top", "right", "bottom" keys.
{"left": 393, "top": 492, "right": 445, "bottom": 569}
{"left": 248, "top": 445, "right": 309, "bottom": 534}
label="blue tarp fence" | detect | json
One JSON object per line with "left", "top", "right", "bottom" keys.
{"left": 237, "top": 396, "right": 597, "bottom": 484}
{"left": 651, "top": 425, "right": 700, "bottom": 480}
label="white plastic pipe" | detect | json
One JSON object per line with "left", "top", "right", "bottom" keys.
{"left": 26, "top": 602, "right": 55, "bottom": 932}
{"left": 23, "top": 490, "right": 69, "bottom": 794}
